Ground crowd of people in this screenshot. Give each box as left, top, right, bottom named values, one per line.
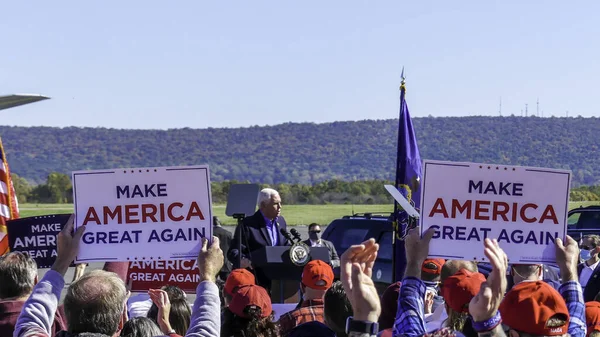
left=2, top=187, right=600, bottom=336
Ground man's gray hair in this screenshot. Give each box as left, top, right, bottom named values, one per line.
left=0, top=252, right=38, bottom=298
left=258, top=188, right=279, bottom=207
left=64, top=270, right=128, bottom=336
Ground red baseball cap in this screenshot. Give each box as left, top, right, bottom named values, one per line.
left=378, top=282, right=401, bottom=329
left=422, top=258, right=446, bottom=275
left=441, top=269, right=485, bottom=313
left=499, top=281, right=569, bottom=336
left=228, top=284, right=272, bottom=318
left=585, top=301, right=600, bottom=337
left=224, top=269, right=255, bottom=296
left=301, top=260, right=334, bottom=290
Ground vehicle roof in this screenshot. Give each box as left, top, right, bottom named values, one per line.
left=327, top=214, right=393, bottom=229
left=340, top=213, right=393, bottom=220
left=570, top=205, right=600, bottom=212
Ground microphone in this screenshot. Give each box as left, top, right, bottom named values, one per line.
left=290, top=228, right=302, bottom=243
left=280, top=228, right=294, bottom=245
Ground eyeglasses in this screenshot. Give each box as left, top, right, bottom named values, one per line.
left=310, top=231, right=321, bottom=234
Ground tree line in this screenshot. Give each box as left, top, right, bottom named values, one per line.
left=3, top=116, right=600, bottom=187
left=10, top=172, right=395, bottom=204
left=11, top=172, right=600, bottom=205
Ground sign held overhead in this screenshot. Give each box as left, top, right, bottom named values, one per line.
left=419, top=160, right=570, bottom=264
left=72, top=165, right=213, bottom=263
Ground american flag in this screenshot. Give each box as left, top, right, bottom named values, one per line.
left=0, top=137, right=19, bottom=255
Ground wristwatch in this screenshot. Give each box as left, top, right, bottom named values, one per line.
left=345, top=317, right=379, bottom=335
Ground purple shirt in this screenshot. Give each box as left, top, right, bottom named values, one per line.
left=260, top=210, right=279, bottom=246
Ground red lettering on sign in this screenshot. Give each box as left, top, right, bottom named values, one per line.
left=427, top=198, right=558, bottom=224
left=82, top=202, right=205, bottom=225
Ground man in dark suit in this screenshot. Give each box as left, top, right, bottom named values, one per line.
left=578, top=234, right=600, bottom=301
left=212, top=216, right=233, bottom=282
left=303, top=223, right=340, bottom=269
left=228, top=188, right=290, bottom=292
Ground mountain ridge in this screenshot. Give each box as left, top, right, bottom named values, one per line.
left=1, top=116, right=598, bottom=186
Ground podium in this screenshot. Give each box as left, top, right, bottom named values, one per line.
left=250, top=246, right=331, bottom=303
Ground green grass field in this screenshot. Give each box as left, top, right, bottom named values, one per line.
left=16, top=201, right=599, bottom=226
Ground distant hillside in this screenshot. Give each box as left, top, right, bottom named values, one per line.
left=1, top=116, right=599, bottom=186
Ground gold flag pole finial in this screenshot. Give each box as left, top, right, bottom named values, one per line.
left=400, top=67, right=406, bottom=91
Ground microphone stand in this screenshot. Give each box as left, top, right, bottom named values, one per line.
left=233, top=213, right=246, bottom=270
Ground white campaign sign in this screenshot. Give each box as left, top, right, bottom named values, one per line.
left=72, top=166, right=212, bottom=263
left=420, top=160, right=570, bottom=264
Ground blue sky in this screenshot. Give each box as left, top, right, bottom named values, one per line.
left=1, top=1, right=598, bottom=129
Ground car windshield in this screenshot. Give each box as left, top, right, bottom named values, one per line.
left=338, top=228, right=370, bottom=252
left=576, top=211, right=600, bottom=229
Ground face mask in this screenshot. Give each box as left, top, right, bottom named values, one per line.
left=581, top=249, right=592, bottom=261
left=309, top=232, right=319, bottom=240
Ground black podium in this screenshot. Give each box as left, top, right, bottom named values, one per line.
left=250, top=246, right=331, bottom=303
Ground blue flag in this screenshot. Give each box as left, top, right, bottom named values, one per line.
left=393, top=86, right=422, bottom=282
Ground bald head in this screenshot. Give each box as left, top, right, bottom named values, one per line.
left=441, top=260, right=478, bottom=283
left=64, top=270, right=127, bottom=335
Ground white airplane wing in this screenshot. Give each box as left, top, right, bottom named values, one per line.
left=0, top=94, right=49, bottom=111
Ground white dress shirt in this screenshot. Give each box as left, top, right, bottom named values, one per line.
left=580, top=259, right=600, bottom=289
left=310, top=239, right=323, bottom=247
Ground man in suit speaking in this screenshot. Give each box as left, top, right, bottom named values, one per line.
left=228, top=188, right=290, bottom=292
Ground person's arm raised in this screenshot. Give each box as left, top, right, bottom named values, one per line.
left=149, top=289, right=177, bottom=336
left=555, top=235, right=579, bottom=283
left=14, top=214, right=85, bottom=337
left=392, top=227, right=434, bottom=337
left=51, top=214, right=86, bottom=276
left=404, top=227, right=435, bottom=278
left=185, top=236, right=223, bottom=337
left=341, top=239, right=381, bottom=322
left=468, top=239, right=508, bottom=337
left=556, top=236, right=586, bottom=337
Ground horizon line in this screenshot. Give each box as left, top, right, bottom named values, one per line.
left=0, top=114, right=596, bottom=132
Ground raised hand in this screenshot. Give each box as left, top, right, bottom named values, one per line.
left=340, top=238, right=381, bottom=322
left=469, top=238, right=508, bottom=322
left=52, top=214, right=86, bottom=275
left=555, top=235, right=579, bottom=282
left=197, top=236, right=224, bottom=283
left=404, top=226, right=435, bottom=277
left=149, top=288, right=173, bottom=334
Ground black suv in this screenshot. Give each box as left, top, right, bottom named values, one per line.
left=567, top=205, right=600, bottom=242
left=321, top=213, right=394, bottom=293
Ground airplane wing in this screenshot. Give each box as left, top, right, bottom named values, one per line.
left=0, top=94, right=50, bottom=111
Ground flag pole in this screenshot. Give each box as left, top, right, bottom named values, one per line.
left=392, top=68, right=406, bottom=282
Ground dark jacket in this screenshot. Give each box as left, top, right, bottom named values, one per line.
left=579, top=262, right=600, bottom=302
left=0, top=299, right=66, bottom=337
left=213, top=225, right=233, bottom=279
left=301, top=239, right=340, bottom=268
left=227, top=210, right=289, bottom=291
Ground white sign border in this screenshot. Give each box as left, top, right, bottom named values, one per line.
left=72, top=165, right=213, bottom=263
left=419, top=160, right=571, bottom=264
